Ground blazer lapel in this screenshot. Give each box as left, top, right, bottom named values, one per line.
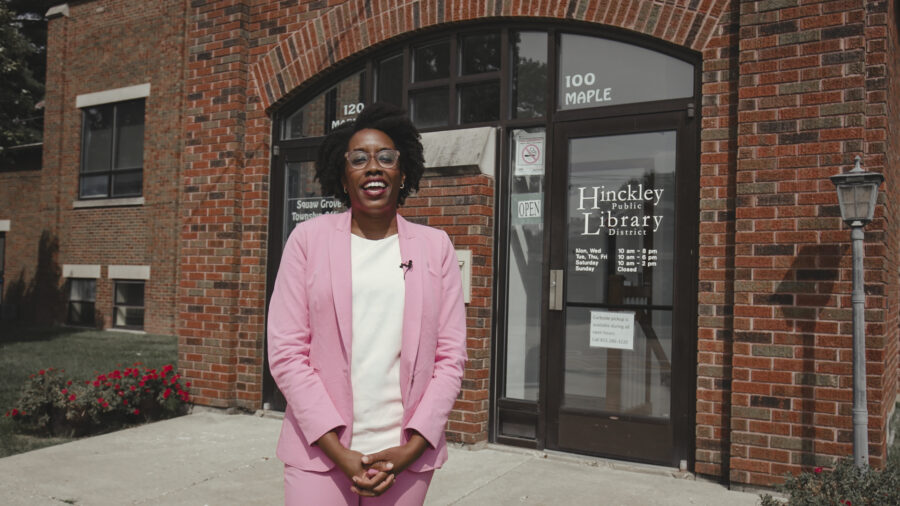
left=330, top=211, right=353, bottom=359
left=397, top=215, right=423, bottom=398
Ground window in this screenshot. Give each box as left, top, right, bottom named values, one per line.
left=557, top=34, right=694, bottom=110
left=113, top=280, right=145, bottom=330
left=408, top=32, right=502, bottom=128
left=67, top=278, right=96, bottom=326
left=375, top=54, right=403, bottom=107
left=279, top=28, right=695, bottom=139
left=281, top=71, right=366, bottom=139
left=80, top=99, right=145, bottom=198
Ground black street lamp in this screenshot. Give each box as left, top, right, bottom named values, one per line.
left=829, top=155, right=883, bottom=469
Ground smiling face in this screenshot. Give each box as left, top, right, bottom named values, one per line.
left=341, top=128, right=405, bottom=224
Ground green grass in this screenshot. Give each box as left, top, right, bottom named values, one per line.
left=0, top=323, right=177, bottom=458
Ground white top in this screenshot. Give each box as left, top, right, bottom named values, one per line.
left=349, top=234, right=405, bottom=454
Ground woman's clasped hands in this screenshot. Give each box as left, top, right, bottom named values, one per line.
left=336, top=434, right=428, bottom=497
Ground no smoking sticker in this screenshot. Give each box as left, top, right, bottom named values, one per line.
left=521, top=143, right=541, bottom=164
left=514, top=131, right=545, bottom=176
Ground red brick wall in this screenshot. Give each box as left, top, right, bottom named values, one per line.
left=0, top=169, right=46, bottom=319
left=695, top=1, right=740, bottom=480
left=402, top=173, right=494, bottom=444
left=38, top=0, right=186, bottom=334
left=867, top=0, right=899, bottom=472
left=180, top=0, right=264, bottom=408
left=883, top=0, right=900, bottom=450
left=728, top=0, right=897, bottom=486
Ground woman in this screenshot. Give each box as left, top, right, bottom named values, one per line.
left=267, top=103, right=467, bottom=505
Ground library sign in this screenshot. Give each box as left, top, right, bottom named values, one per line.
left=569, top=181, right=664, bottom=278
left=576, top=183, right=664, bottom=237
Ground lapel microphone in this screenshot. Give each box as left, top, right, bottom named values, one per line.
left=399, top=260, right=413, bottom=278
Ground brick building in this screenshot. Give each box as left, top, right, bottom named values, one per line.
left=0, top=0, right=897, bottom=488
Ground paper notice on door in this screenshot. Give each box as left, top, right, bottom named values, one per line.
left=589, top=310, right=635, bottom=350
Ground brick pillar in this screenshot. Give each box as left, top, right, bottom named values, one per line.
left=180, top=0, right=253, bottom=408
left=695, top=2, right=740, bottom=479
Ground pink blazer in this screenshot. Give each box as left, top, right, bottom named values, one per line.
left=267, top=211, right=467, bottom=472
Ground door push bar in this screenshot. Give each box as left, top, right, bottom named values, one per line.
left=549, top=269, right=564, bottom=311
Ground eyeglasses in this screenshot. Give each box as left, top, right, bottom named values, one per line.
left=344, top=149, right=401, bottom=171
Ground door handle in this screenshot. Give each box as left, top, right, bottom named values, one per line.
left=549, top=269, right=563, bottom=311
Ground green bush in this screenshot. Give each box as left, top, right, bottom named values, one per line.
left=759, top=458, right=900, bottom=506
left=4, top=364, right=191, bottom=437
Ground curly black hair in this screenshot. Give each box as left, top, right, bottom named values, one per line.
left=315, top=102, right=425, bottom=207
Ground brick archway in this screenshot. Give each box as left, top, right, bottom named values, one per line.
left=251, top=0, right=733, bottom=110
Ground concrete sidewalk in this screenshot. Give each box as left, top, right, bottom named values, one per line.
left=0, top=411, right=762, bottom=505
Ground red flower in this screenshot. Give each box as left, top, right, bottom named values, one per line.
left=97, top=398, right=105, bottom=404
left=11, top=409, right=19, bottom=416
left=61, top=388, right=68, bottom=394
left=122, top=399, right=129, bottom=406
left=130, top=385, right=136, bottom=391
left=814, top=467, right=823, bottom=474
left=186, top=382, right=192, bottom=388
left=69, top=394, right=76, bottom=401
left=93, top=380, right=101, bottom=387
left=97, top=374, right=107, bottom=382
left=67, top=380, right=73, bottom=386
left=39, top=369, right=45, bottom=375
left=133, top=409, right=140, bottom=415
left=163, top=388, right=172, bottom=399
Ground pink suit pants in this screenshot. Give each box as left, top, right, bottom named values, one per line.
left=284, top=464, right=434, bottom=506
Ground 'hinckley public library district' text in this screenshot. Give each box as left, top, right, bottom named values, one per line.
left=576, top=183, right=664, bottom=236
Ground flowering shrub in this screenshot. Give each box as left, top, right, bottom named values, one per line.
left=759, top=458, right=900, bottom=506
left=5, top=364, right=191, bottom=437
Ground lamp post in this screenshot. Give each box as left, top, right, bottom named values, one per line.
left=829, top=155, right=883, bottom=469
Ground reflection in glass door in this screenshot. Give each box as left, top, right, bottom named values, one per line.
left=548, top=114, right=695, bottom=466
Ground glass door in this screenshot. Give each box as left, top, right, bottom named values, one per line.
left=264, top=144, right=344, bottom=410
left=546, top=112, right=697, bottom=466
